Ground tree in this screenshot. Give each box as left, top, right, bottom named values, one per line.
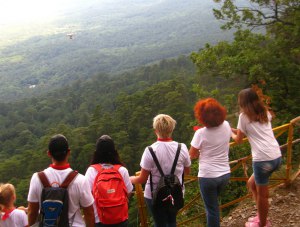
left=213, top=0, right=300, bottom=29
left=191, top=0, right=300, bottom=121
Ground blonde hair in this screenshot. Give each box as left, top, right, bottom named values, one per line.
left=0, top=183, right=16, bottom=207
left=153, top=114, right=176, bottom=138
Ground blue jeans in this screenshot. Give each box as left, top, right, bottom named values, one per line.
left=199, top=173, right=230, bottom=227
left=145, top=198, right=177, bottom=227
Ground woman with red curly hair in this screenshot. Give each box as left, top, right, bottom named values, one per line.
left=189, top=98, right=231, bottom=227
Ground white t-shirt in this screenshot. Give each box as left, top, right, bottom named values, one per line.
left=0, top=209, right=28, bottom=227
left=85, top=164, right=133, bottom=223
left=27, top=167, right=94, bottom=227
left=237, top=112, right=281, bottom=162
left=140, top=141, right=191, bottom=199
left=191, top=121, right=231, bottom=178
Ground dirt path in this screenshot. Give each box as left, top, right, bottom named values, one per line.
left=221, top=175, right=300, bottom=227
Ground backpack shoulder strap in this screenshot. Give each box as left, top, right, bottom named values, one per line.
left=148, top=146, right=163, bottom=194
left=38, top=171, right=51, bottom=188
left=91, top=164, right=103, bottom=172
left=60, top=170, right=78, bottom=188
left=92, top=163, right=120, bottom=172
left=112, top=164, right=122, bottom=171
left=148, top=146, right=164, bottom=176
left=170, top=143, right=181, bottom=175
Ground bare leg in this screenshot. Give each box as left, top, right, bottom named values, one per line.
left=247, top=175, right=257, bottom=201
left=256, top=185, right=269, bottom=227
left=247, top=175, right=269, bottom=226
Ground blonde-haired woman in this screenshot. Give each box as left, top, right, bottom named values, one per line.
left=130, top=114, right=191, bottom=227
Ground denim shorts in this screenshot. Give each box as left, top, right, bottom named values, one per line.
left=253, top=157, right=282, bottom=185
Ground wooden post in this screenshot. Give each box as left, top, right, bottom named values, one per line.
left=286, top=116, right=300, bottom=184
left=134, top=172, right=149, bottom=227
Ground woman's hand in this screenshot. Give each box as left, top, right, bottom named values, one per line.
left=231, top=128, right=238, bottom=134
left=231, top=129, right=245, bottom=144
left=130, top=168, right=150, bottom=184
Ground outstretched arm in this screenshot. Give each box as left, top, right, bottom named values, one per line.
left=130, top=168, right=150, bottom=184
left=184, top=166, right=191, bottom=175
left=18, top=206, right=28, bottom=213
left=28, top=202, right=39, bottom=226
left=231, top=128, right=245, bottom=144
left=189, top=146, right=200, bottom=160
left=82, top=205, right=95, bottom=227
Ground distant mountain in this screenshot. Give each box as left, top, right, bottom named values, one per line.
left=0, top=0, right=233, bottom=102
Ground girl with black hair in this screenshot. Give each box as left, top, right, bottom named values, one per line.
left=85, top=135, right=133, bottom=227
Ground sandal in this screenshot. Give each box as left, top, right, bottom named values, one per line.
left=245, top=221, right=260, bottom=227
left=245, top=220, right=271, bottom=227
left=248, top=215, right=259, bottom=222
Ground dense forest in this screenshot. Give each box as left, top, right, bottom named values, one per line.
left=0, top=0, right=299, bottom=226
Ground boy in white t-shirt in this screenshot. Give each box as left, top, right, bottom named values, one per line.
left=27, top=134, right=95, bottom=227
left=0, top=183, right=28, bottom=227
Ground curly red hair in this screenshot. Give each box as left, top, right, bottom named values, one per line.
left=194, top=98, right=226, bottom=128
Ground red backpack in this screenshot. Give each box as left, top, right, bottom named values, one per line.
left=91, top=164, right=128, bottom=224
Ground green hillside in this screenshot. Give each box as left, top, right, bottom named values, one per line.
left=0, top=55, right=199, bottom=203
left=0, top=0, right=233, bottom=102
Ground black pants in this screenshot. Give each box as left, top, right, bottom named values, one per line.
left=95, top=219, right=128, bottom=227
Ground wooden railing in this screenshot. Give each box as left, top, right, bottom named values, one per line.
left=133, top=116, right=300, bottom=226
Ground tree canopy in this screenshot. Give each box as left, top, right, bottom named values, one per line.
left=192, top=0, right=300, bottom=121
left=213, top=0, right=300, bottom=29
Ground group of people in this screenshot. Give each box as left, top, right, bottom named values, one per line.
left=0, top=88, right=282, bottom=227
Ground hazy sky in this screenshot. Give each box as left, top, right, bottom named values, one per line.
left=0, top=0, right=76, bottom=25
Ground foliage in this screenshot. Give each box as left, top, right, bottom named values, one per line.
left=189, top=0, right=300, bottom=222
left=192, top=0, right=300, bottom=123
left=0, top=56, right=197, bottom=207
left=213, top=0, right=300, bottom=29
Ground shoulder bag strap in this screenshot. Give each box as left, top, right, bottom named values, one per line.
left=150, top=171, right=154, bottom=193
left=170, top=143, right=181, bottom=175
left=61, top=170, right=78, bottom=188
left=38, top=171, right=51, bottom=188
left=148, top=146, right=164, bottom=176
left=148, top=146, right=165, bottom=194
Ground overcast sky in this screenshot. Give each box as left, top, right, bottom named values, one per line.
left=0, top=0, right=82, bottom=25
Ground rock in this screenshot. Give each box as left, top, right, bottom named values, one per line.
left=288, top=192, right=296, bottom=197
